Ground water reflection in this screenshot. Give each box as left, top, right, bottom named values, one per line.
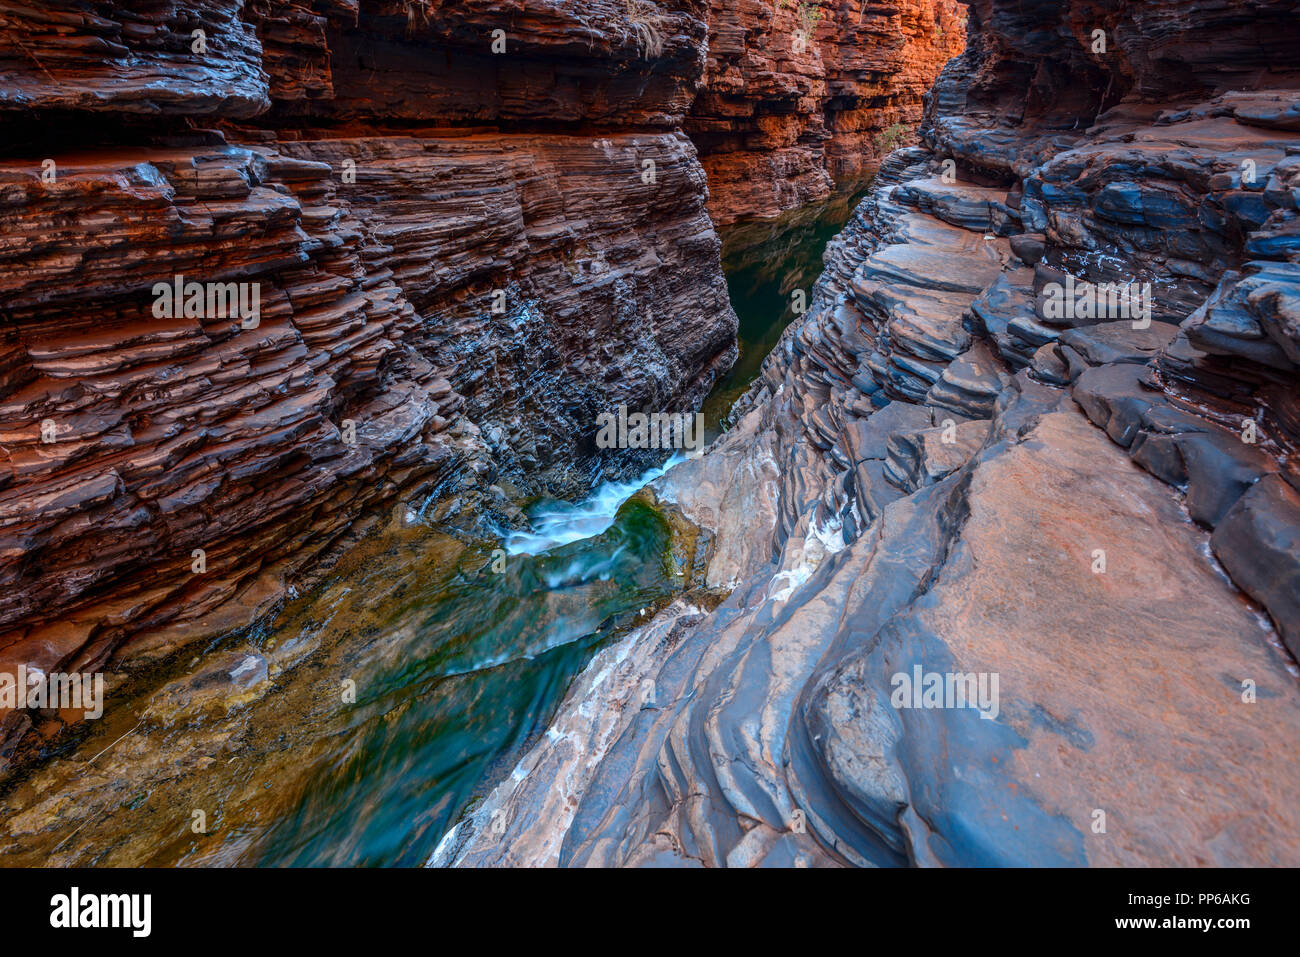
left=702, top=175, right=876, bottom=440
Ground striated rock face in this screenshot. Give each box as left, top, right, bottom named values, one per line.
left=0, top=0, right=738, bottom=752
left=0, top=0, right=273, bottom=118
left=929, top=0, right=1300, bottom=138
left=285, top=0, right=709, bottom=126
left=687, top=0, right=965, bottom=226
left=0, top=1, right=709, bottom=124
left=0, top=143, right=471, bottom=687
left=436, top=1, right=1300, bottom=867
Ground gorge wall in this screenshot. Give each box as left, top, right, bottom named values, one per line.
left=436, top=0, right=1300, bottom=867
left=688, top=0, right=965, bottom=226
left=0, top=0, right=973, bottom=764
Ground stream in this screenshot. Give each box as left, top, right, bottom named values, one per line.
left=0, top=178, right=873, bottom=867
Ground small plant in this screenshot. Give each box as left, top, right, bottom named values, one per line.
left=874, top=122, right=912, bottom=155
left=403, top=1, right=434, bottom=32
left=777, top=0, right=822, bottom=54
left=777, top=0, right=823, bottom=36
left=624, top=0, right=667, bottom=59
left=797, top=1, right=823, bottom=37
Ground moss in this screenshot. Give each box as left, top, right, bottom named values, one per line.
left=627, top=488, right=717, bottom=593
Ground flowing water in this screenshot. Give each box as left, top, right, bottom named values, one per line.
left=254, top=486, right=684, bottom=867
left=0, top=178, right=873, bottom=867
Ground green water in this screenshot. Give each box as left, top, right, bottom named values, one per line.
left=248, top=182, right=877, bottom=866
left=248, top=496, right=681, bottom=867
left=702, top=176, right=877, bottom=439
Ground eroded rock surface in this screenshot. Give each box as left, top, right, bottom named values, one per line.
left=687, top=0, right=965, bottom=226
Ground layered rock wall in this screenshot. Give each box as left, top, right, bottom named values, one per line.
left=687, top=0, right=966, bottom=226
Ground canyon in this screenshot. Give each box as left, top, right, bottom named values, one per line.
left=1, top=0, right=1298, bottom=869
left=688, top=0, right=965, bottom=225
left=0, top=1, right=958, bottom=760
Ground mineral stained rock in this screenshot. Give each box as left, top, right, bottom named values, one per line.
left=436, top=0, right=1300, bottom=867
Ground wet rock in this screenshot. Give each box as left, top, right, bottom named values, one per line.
left=7, top=0, right=1300, bottom=869
left=648, top=405, right=781, bottom=592
left=141, top=649, right=271, bottom=728
left=432, top=599, right=712, bottom=868
left=0, top=3, right=739, bottom=694
left=441, top=0, right=1300, bottom=869
left=444, top=403, right=1300, bottom=867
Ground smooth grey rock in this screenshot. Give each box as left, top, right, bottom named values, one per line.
left=1212, top=474, right=1300, bottom=659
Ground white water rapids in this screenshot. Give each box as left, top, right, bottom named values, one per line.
left=503, top=453, right=686, bottom=556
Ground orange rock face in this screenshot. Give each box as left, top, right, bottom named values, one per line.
left=687, top=0, right=965, bottom=226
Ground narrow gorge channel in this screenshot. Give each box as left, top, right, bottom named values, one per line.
left=0, top=191, right=862, bottom=867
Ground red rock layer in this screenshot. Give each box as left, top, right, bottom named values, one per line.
left=0, top=143, right=468, bottom=685
left=0, top=0, right=272, bottom=117
left=686, top=0, right=966, bottom=226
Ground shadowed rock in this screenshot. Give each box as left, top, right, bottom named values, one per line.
left=1212, top=474, right=1300, bottom=660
